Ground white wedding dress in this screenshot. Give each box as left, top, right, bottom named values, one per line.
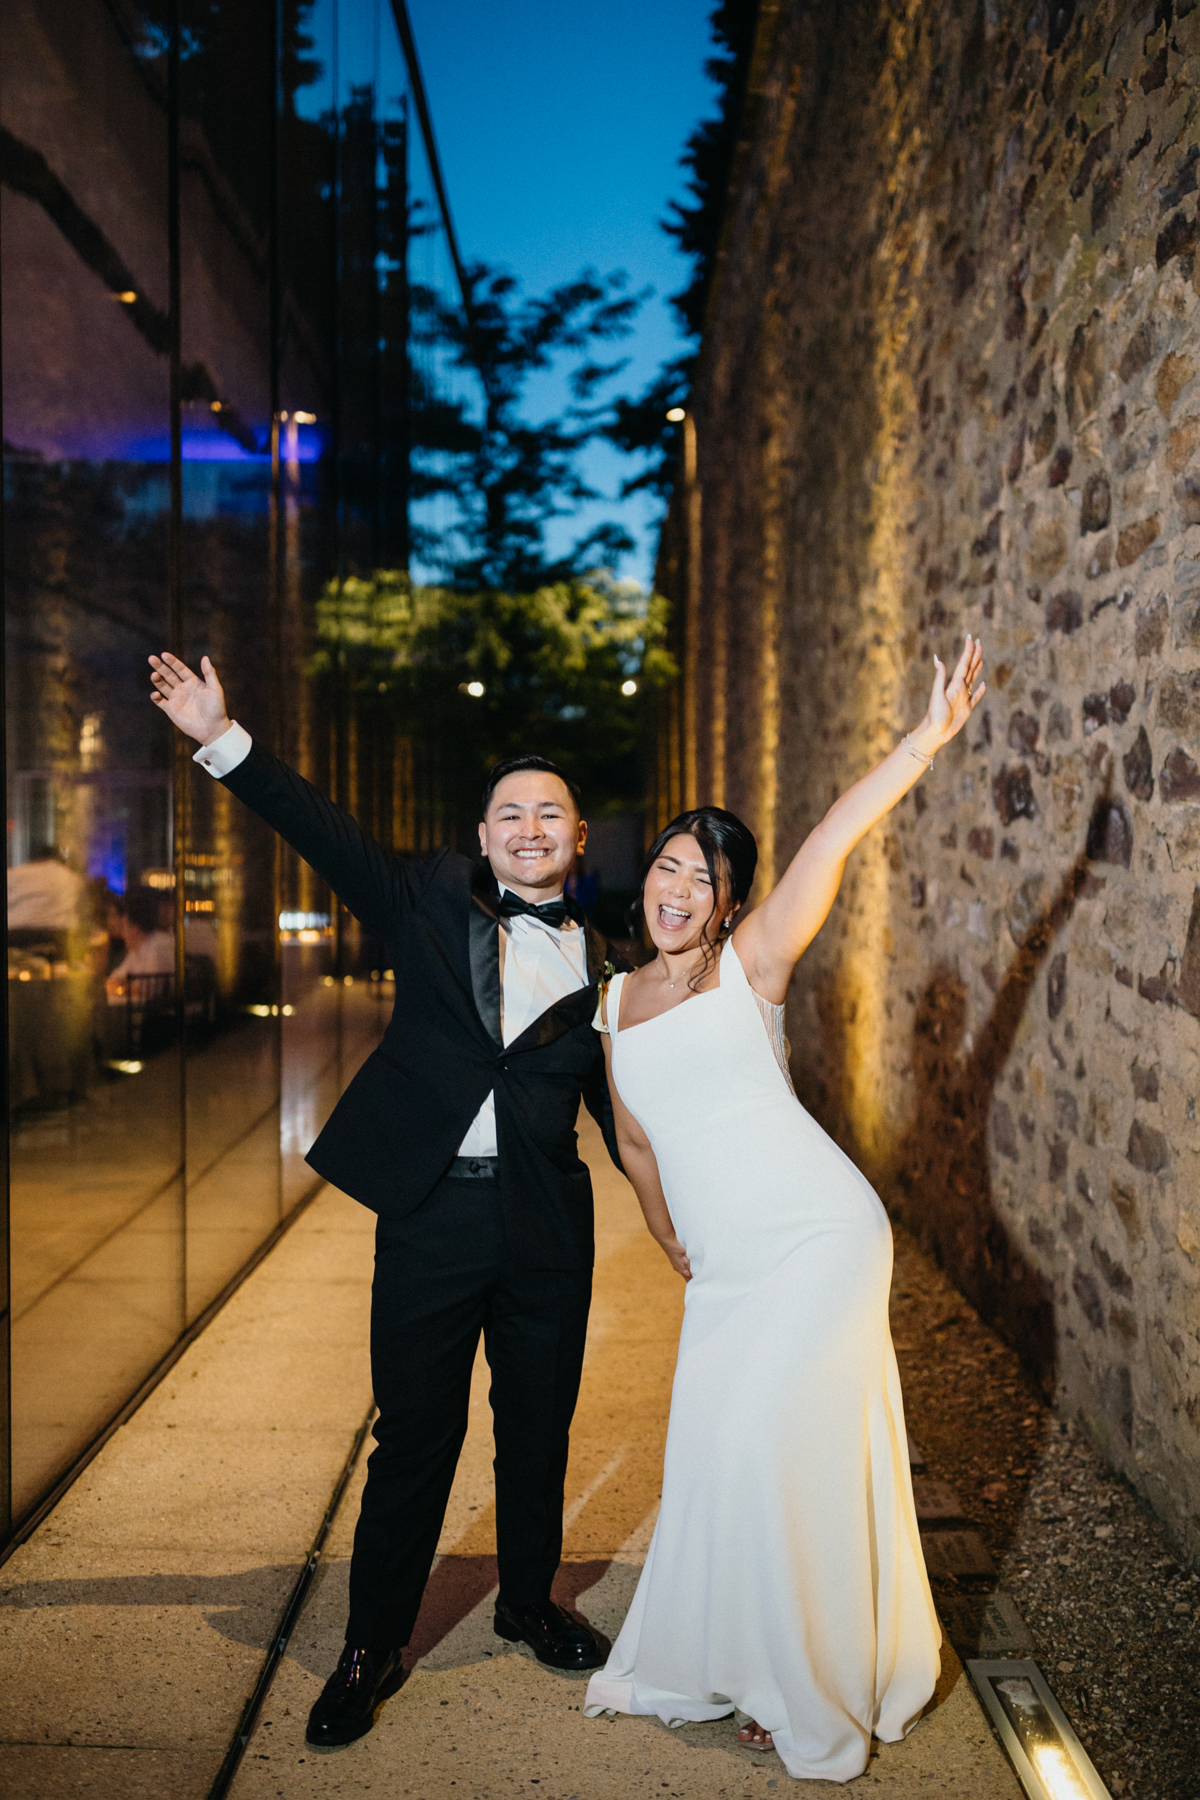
left=584, top=938, right=940, bottom=1783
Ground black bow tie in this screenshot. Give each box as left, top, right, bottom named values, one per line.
left=497, top=890, right=576, bottom=929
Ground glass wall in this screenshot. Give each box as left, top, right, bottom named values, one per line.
left=1, top=0, right=476, bottom=1536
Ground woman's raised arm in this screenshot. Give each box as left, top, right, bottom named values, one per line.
left=735, top=634, right=986, bottom=1003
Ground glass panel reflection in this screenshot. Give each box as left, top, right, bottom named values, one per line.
left=4, top=0, right=184, bottom=1518
left=3, top=0, right=462, bottom=1532
left=176, top=0, right=283, bottom=1318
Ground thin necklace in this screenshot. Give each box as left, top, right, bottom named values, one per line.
left=657, top=953, right=687, bottom=990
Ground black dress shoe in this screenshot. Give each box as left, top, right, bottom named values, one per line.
left=305, top=1644, right=405, bottom=1747
left=494, top=1598, right=604, bottom=1670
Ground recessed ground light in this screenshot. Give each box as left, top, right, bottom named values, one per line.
left=665, top=406, right=685, bottom=421
left=968, top=1661, right=1112, bottom=1800
left=112, top=290, right=137, bottom=303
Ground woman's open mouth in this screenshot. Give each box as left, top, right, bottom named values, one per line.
left=658, top=904, right=691, bottom=933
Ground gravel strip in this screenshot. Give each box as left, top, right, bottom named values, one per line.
left=890, top=1222, right=1200, bottom=1800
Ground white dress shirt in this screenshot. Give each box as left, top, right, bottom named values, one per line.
left=455, top=887, right=587, bottom=1156
left=194, top=720, right=253, bottom=778
left=194, top=722, right=589, bottom=1157
left=7, top=858, right=84, bottom=929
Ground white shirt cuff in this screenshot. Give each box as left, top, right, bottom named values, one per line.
left=193, top=721, right=252, bottom=778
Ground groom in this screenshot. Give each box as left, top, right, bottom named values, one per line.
left=149, top=651, right=624, bottom=1747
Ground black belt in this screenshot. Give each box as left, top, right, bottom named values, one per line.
left=447, top=1155, right=499, bottom=1180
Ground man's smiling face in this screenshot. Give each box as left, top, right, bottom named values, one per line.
left=478, top=772, right=587, bottom=903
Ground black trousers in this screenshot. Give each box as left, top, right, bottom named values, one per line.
left=345, top=1172, right=593, bottom=1653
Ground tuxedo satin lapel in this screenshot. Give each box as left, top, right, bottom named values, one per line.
left=468, top=865, right=503, bottom=1048
left=506, top=978, right=598, bottom=1055
left=584, top=920, right=606, bottom=986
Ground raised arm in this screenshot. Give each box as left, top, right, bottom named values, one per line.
left=149, top=651, right=412, bottom=940
left=736, top=634, right=986, bottom=1003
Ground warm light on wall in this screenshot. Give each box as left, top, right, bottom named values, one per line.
left=834, top=202, right=928, bottom=1175
left=111, top=290, right=137, bottom=303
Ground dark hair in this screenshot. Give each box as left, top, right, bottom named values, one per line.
left=630, top=806, right=758, bottom=989
left=115, top=889, right=164, bottom=935
left=481, top=755, right=582, bottom=818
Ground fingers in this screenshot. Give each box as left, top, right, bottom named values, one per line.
left=148, top=651, right=200, bottom=687
left=936, top=634, right=985, bottom=707
left=929, top=656, right=948, bottom=719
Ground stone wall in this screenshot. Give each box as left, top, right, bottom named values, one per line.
left=682, top=0, right=1200, bottom=1560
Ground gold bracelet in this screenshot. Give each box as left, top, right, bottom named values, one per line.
left=903, top=734, right=934, bottom=770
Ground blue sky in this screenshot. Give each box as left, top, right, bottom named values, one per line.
left=402, top=0, right=718, bottom=584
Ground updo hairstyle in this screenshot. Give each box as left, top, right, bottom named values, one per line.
left=629, top=806, right=759, bottom=989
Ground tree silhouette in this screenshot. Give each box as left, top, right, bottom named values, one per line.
left=416, top=265, right=648, bottom=591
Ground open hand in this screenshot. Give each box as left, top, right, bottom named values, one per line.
left=149, top=652, right=231, bottom=746
left=926, top=633, right=986, bottom=746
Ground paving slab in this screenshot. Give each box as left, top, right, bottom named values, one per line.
left=0, top=1549, right=293, bottom=1749
left=0, top=1186, right=375, bottom=1782
left=0, top=1745, right=219, bottom=1799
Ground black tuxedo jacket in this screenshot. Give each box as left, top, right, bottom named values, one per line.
left=221, top=743, right=622, bottom=1270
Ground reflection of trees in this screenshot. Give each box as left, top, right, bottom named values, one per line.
left=311, top=570, right=676, bottom=843
left=413, top=264, right=646, bottom=591
left=136, top=1, right=322, bottom=231
left=3, top=455, right=287, bottom=1001
left=4, top=461, right=173, bottom=780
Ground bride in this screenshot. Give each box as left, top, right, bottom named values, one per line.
left=584, top=635, right=986, bottom=1782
